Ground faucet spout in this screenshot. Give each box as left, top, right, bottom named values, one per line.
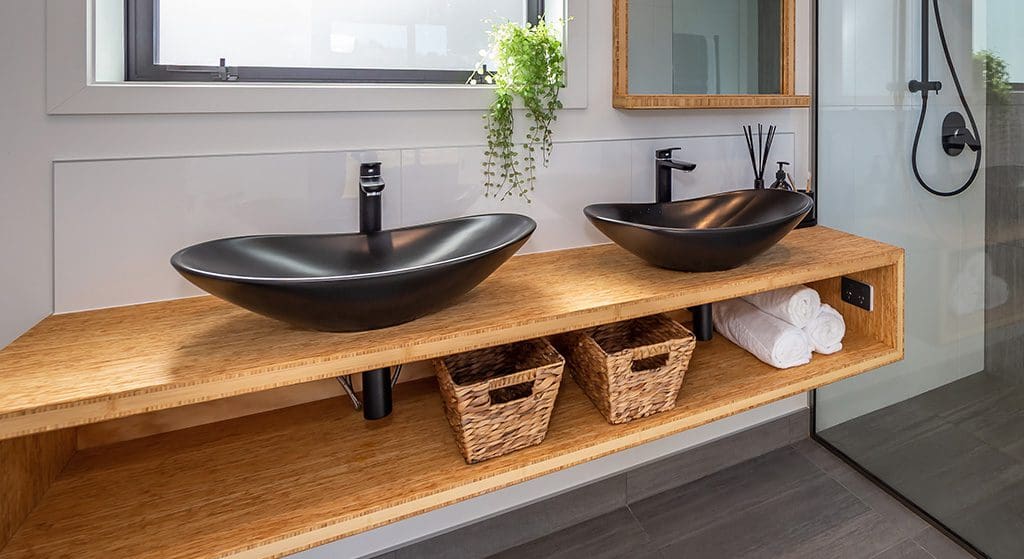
left=660, top=159, right=697, bottom=172
left=654, top=148, right=697, bottom=203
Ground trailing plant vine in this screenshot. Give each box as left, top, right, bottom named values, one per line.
left=475, top=19, right=567, bottom=201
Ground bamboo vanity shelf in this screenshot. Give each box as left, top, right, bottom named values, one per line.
left=0, top=226, right=904, bottom=559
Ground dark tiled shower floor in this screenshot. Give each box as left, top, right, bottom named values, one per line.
left=821, top=371, right=1024, bottom=559
left=388, top=443, right=971, bottom=559
left=488, top=444, right=968, bottom=559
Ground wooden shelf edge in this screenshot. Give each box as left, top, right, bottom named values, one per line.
left=0, top=229, right=903, bottom=442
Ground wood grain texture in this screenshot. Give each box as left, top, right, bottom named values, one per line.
left=808, top=259, right=905, bottom=355
left=612, top=94, right=812, bottom=110
left=611, top=0, right=810, bottom=109
left=0, top=430, right=75, bottom=550
left=76, top=362, right=437, bottom=449
left=0, top=322, right=902, bottom=559
left=0, top=227, right=902, bottom=442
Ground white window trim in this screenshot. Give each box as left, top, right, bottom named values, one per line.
left=46, top=0, right=588, bottom=115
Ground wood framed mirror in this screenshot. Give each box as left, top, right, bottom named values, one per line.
left=613, top=0, right=810, bottom=109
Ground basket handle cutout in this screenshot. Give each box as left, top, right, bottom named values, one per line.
left=631, top=352, right=669, bottom=372
left=489, top=381, right=535, bottom=405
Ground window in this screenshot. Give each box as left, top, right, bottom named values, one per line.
left=127, top=1, right=545, bottom=84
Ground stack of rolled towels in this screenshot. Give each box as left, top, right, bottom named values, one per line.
left=712, top=285, right=846, bottom=369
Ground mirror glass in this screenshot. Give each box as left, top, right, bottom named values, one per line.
left=627, top=0, right=782, bottom=95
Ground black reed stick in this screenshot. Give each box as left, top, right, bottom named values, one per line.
left=744, top=125, right=758, bottom=179
left=760, top=125, right=776, bottom=180
left=758, top=124, right=763, bottom=177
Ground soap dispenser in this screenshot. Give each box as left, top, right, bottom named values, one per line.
left=768, top=161, right=796, bottom=191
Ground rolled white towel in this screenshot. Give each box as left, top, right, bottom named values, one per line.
left=743, top=285, right=821, bottom=329
left=713, top=298, right=812, bottom=369
left=803, top=304, right=846, bottom=355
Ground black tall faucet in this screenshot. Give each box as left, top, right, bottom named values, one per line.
left=359, top=162, right=385, bottom=233
left=654, top=148, right=712, bottom=342
left=655, top=148, right=697, bottom=203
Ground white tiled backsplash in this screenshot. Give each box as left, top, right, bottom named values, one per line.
left=53, top=133, right=794, bottom=313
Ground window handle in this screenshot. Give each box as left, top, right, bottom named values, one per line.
left=216, top=58, right=238, bottom=82
left=164, top=58, right=238, bottom=81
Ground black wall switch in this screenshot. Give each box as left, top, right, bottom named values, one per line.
left=841, top=277, right=874, bottom=311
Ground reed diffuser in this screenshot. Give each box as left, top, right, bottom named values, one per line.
left=743, top=124, right=776, bottom=189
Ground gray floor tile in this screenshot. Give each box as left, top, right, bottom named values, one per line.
left=947, top=384, right=1024, bottom=456
left=396, top=475, right=626, bottom=559
left=487, top=508, right=662, bottom=559
left=913, top=372, right=1014, bottom=420
left=829, top=466, right=931, bottom=539
left=913, top=528, right=976, bottom=559
left=657, top=475, right=871, bottom=559
left=793, top=438, right=850, bottom=476
left=817, top=370, right=1024, bottom=558
left=870, top=539, right=935, bottom=559
left=943, top=480, right=1024, bottom=559
left=776, top=510, right=906, bottom=559
left=855, top=423, right=1024, bottom=519
left=820, top=401, right=946, bottom=465
left=630, top=446, right=822, bottom=548
left=627, top=412, right=804, bottom=503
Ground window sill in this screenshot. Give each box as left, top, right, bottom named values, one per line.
left=49, top=81, right=588, bottom=115
left=48, top=0, right=588, bottom=115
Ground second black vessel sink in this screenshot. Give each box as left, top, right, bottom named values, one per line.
left=171, top=214, right=536, bottom=332
left=584, top=189, right=813, bottom=272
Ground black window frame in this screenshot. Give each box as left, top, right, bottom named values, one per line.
left=126, top=0, right=545, bottom=84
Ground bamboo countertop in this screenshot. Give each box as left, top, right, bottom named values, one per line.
left=0, top=330, right=900, bottom=559
left=0, top=226, right=902, bottom=441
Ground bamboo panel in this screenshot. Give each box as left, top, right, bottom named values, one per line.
left=0, top=325, right=902, bottom=559
left=0, top=430, right=75, bottom=550
left=0, top=227, right=902, bottom=441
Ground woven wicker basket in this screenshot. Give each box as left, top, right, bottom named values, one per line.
left=434, top=338, right=565, bottom=464
left=555, top=314, right=695, bottom=424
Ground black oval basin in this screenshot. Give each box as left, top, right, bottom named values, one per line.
left=584, top=190, right=813, bottom=272
left=171, top=214, right=536, bottom=331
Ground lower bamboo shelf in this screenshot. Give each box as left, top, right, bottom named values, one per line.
left=0, top=330, right=900, bottom=559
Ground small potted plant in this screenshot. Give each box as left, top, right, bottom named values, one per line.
left=474, top=19, right=567, bottom=201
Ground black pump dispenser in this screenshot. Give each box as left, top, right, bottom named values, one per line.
left=769, top=162, right=795, bottom=191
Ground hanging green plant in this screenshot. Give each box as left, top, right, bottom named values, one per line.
left=475, top=19, right=567, bottom=201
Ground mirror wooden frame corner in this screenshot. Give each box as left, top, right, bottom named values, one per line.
left=612, top=0, right=811, bottom=109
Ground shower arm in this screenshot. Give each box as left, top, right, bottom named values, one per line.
left=908, top=0, right=942, bottom=97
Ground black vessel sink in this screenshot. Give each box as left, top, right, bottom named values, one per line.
left=171, top=214, right=536, bottom=331
left=584, top=190, right=813, bottom=272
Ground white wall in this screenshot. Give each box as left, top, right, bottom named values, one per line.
left=0, top=0, right=811, bottom=555
left=1, top=0, right=811, bottom=345
left=815, top=0, right=987, bottom=429
left=52, top=134, right=796, bottom=312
